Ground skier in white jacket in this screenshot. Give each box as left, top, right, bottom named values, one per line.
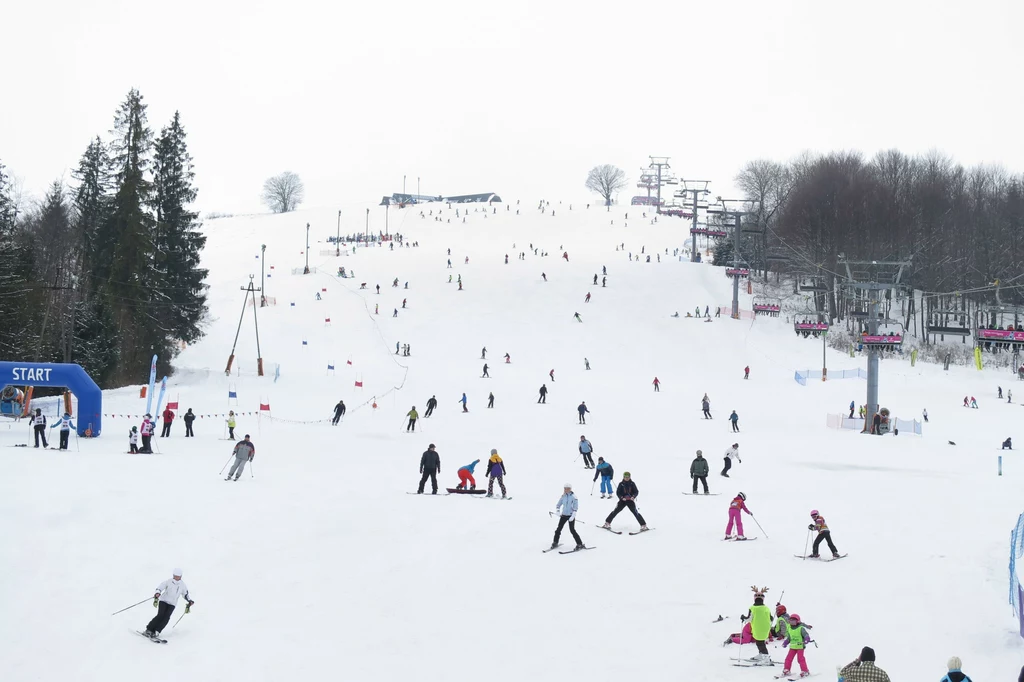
left=721, top=443, right=741, bottom=477
left=145, top=569, right=193, bottom=638
left=552, top=484, right=585, bottom=550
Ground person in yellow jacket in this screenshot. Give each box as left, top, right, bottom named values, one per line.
left=406, top=407, right=419, bottom=432
left=226, top=411, right=237, bottom=440
left=743, top=586, right=773, bottom=666
left=485, top=449, right=507, bottom=498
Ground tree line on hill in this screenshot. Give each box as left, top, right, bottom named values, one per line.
left=723, top=150, right=1024, bottom=327
left=0, top=89, right=207, bottom=387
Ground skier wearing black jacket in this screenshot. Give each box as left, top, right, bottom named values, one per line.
left=417, top=444, right=441, bottom=494
left=601, top=472, right=649, bottom=530
left=332, top=400, right=346, bottom=426
left=183, top=408, right=196, bottom=437
left=424, top=395, right=438, bottom=418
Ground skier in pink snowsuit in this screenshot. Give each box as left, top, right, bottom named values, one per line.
left=725, top=492, right=752, bottom=539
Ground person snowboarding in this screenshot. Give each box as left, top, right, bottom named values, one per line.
left=808, top=510, right=840, bottom=558
left=30, top=408, right=48, bottom=448
left=574, top=312, right=582, bottom=322
left=226, top=435, right=255, bottom=481
left=487, top=392, right=495, bottom=408
left=653, top=377, right=660, bottom=392
left=417, top=443, right=440, bottom=494
left=780, top=613, right=812, bottom=676
left=725, top=492, right=752, bottom=540
left=226, top=411, right=236, bottom=440
left=745, top=587, right=773, bottom=665
left=1003, top=437, right=1013, bottom=450
left=482, top=363, right=489, bottom=378
left=485, top=449, right=507, bottom=497
left=459, top=393, right=468, bottom=413
left=144, top=569, right=194, bottom=640
left=690, top=450, right=710, bottom=494
left=537, top=384, right=548, bottom=404
left=406, top=406, right=419, bottom=432
left=602, top=472, right=648, bottom=531
left=744, top=366, right=750, bottom=380
left=50, top=412, right=76, bottom=450
left=577, top=401, right=589, bottom=424
left=455, top=459, right=480, bottom=490
left=332, top=400, right=346, bottom=425
left=129, top=426, right=140, bottom=454
left=579, top=435, right=595, bottom=468
left=504, top=353, right=511, bottom=363
left=140, top=415, right=155, bottom=453
left=552, top=483, right=585, bottom=550
left=594, top=457, right=614, bottom=498
left=424, top=395, right=438, bottom=418
left=183, top=408, right=196, bottom=437
left=729, top=410, right=740, bottom=432
left=702, top=395, right=712, bottom=419
left=722, top=443, right=740, bottom=477
left=160, top=407, right=174, bottom=437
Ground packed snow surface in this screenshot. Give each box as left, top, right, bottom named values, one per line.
left=1, top=200, right=1021, bottom=681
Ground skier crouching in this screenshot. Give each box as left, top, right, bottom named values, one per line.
left=455, top=459, right=479, bottom=490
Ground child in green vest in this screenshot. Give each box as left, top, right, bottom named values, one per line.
left=781, top=613, right=812, bottom=677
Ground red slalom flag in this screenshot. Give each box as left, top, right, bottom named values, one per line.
left=260, top=403, right=271, bottom=411
left=354, top=380, right=363, bottom=387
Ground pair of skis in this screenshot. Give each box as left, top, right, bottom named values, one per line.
left=136, top=631, right=167, bottom=644
left=542, top=544, right=596, bottom=554
left=599, top=525, right=654, bottom=536
left=794, top=554, right=847, bottom=562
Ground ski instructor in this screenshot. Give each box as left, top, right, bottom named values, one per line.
left=145, top=568, right=194, bottom=639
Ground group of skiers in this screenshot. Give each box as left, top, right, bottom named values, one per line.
left=29, top=408, right=76, bottom=450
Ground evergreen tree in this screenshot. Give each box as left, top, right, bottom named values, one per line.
left=152, top=111, right=208, bottom=346
left=0, top=159, right=40, bottom=357
left=73, top=137, right=112, bottom=280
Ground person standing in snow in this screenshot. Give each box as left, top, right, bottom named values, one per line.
left=744, top=587, right=773, bottom=665
left=226, top=411, right=237, bottom=440
left=226, top=435, right=255, bottom=481
left=129, top=426, right=139, bottom=454
left=702, top=396, right=712, bottom=419
left=552, top=483, right=585, bottom=550
left=601, top=472, right=649, bottom=531
left=849, top=400, right=856, bottom=418
left=458, top=393, right=468, bottom=412
left=808, top=510, right=840, bottom=558
left=744, top=366, right=750, bottom=380
left=332, top=400, right=346, bottom=425
left=424, top=395, right=438, bottom=418
left=729, top=410, right=740, bottom=432
left=482, top=363, right=489, bottom=378
left=652, top=377, right=660, bottom=392
left=406, top=406, right=419, bottom=432
left=690, top=450, right=710, bottom=494
left=144, top=569, right=193, bottom=639
left=50, top=417, right=75, bottom=451
left=780, top=613, right=812, bottom=676
left=30, top=408, right=48, bottom=448
left=455, top=459, right=479, bottom=491
left=941, top=656, right=971, bottom=682
left=578, top=435, right=595, bottom=468
left=549, top=369, right=555, bottom=382
left=485, top=449, right=507, bottom=498
left=725, top=492, right=752, bottom=540
left=722, top=443, right=740, bottom=477
left=838, top=647, right=890, bottom=682
left=593, top=457, right=614, bottom=498
left=417, top=443, right=440, bottom=494
left=487, top=392, right=495, bottom=408
left=160, top=407, right=174, bottom=437
left=577, top=401, right=589, bottom=424
left=183, top=408, right=196, bottom=437
left=481, top=347, right=487, bottom=359
left=140, top=415, right=155, bottom=453
left=537, top=384, right=548, bottom=404
left=585, top=358, right=590, bottom=370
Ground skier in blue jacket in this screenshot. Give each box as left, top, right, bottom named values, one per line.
left=578, top=435, right=595, bottom=468
left=593, top=457, right=614, bottom=498
left=50, top=412, right=76, bottom=450
left=552, top=483, right=585, bottom=550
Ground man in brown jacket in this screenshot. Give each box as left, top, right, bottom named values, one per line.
left=839, top=647, right=890, bottom=682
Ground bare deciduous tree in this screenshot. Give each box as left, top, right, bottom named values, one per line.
left=262, top=171, right=305, bottom=213
left=585, top=165, right=627, bottom=208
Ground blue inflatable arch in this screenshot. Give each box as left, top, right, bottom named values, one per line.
left=0, top=362, right=103, bottom=437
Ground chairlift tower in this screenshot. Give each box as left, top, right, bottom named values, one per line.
left=708, top=198, right=758, bottom=319
left=647, top=156, right=676, bottom=211
left=675, top=179, right=712, bottom=262
left=839, top=258, right=910, bottom=431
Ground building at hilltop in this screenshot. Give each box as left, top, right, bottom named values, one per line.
left=379, top=192, right=502, bottom=206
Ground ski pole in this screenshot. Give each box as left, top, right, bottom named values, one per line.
left=250, top=460, right=254, bottom=478
left=750, top=514, right=769, bottom=539
left=219, top=454, right=233, bottom=474
left=802, top=528, right=811, bottom=559
left=172, top=610, right=188, bottom=628
left=111, top=598, right=151, bottom=616
left=590, top=479, right=596, bottom=496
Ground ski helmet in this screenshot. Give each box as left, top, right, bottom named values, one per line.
left=776, top=604, right=787, bottom=616
left=810, top=509, right=819, bottom=517
left=563, top=483, right=572, bottom=489
left=788, top=613, right=801, bottom=624
left=172, top=568, right=182, bottom=578
left=738, top=492, right=746, bottom=500
left=696, top=449, right=702, bottom=456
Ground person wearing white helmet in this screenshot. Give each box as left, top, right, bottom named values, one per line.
left=552, top=483, right=585, bottom=550
left=145, top=568, right=194, bottom=639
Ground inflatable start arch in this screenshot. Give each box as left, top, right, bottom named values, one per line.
left=0, top=362, right=102, bottom=437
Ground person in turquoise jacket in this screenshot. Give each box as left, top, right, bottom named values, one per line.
left=456, top=459, right=479, bottom=490
left=50, top=412, right=76, bottom=450
left=593, top=457, right=614, bottom=498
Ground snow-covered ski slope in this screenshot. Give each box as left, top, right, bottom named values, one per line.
left=1, top=200, right=1021, bottom=681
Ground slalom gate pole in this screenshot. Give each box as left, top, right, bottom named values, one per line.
left=219, top=454, right=233, bottom=474
left=802, top=528, right=811, bottom=559
left=111, top=598, right=151, bottom=616
left=751, top=514, right=769, bottom=539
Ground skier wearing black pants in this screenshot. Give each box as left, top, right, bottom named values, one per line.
left=332, top=400, right=346, bottom=425
left=690, top=450, right=709, bottom=494
left=418, top=444, right=440, bottom=494
left=145, top=569, right=193, bottom=639
left=579, top=436, right=595, bottom=468
left=183, top=409, right=196, bottom=436
left=30, top=409, right=48, bottom=448
left=538, top=384, right=548, bottom=404
left=552, top=484, right=584, bottom=550
left=424, top=395, right=438, bottom=418
left=602, top=472, right=649, bottom=530
left=808, top=510, right=840, bottom=558
left=722, top=443, right=740, bottom=477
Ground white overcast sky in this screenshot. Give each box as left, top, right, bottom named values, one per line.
left=2, top=0, right=1022, bottom=214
